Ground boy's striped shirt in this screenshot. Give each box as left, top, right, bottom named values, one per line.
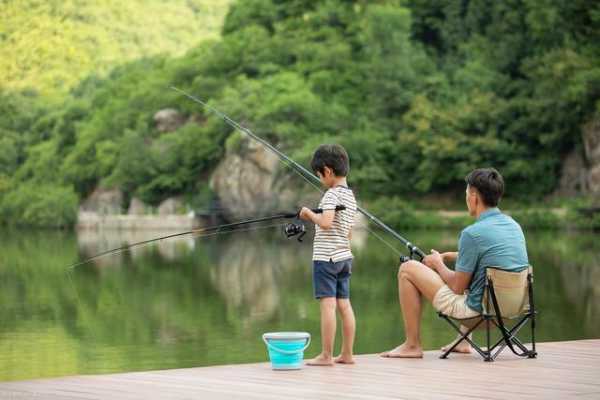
left=312, top=186, right=357, bottom=262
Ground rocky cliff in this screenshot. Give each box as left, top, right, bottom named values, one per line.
left=558, top=115, right=600, bottom=199
left=210, top=134, right=319, bottom=221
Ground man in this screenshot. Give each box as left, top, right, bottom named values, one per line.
left=381, top=168, right=529, bottom=358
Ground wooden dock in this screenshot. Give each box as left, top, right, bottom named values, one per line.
left=1, top=339, right=599, bottom=399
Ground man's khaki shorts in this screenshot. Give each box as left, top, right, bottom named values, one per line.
left=433, top=285, right=480, bottom=319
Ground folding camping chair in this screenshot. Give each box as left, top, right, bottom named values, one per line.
left=438, top=266, right=537, bottom=362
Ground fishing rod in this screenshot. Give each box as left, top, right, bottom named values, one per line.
left=67, top=206, right=345, bottom=270
left=171, top=86, right=425, bottom=263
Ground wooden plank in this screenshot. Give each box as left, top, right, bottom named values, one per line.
left=0, top=340, right=599, bottom=400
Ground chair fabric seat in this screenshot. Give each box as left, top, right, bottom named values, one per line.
left=482, top=267, right=531, bottom=318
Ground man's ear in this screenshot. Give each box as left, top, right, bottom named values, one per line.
left=324, top=166, right=333, bottom=177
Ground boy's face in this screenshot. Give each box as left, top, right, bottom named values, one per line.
left=317, top=167, right=335, bottom=187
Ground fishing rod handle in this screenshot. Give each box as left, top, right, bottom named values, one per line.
left=311, top=205, right=346, bottom=214
left=406, top=242, right=426, bottom=260
left=397, top=242, right=426, bottom=265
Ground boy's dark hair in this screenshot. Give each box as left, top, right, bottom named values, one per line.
left=310, top=144, right=349, bottom=177
left=465, top=168, right=505, bottom=207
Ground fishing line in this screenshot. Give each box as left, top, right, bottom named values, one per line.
left=171, top=86, right=423, bottom=262
left=67, top=219, right=294, bottom=270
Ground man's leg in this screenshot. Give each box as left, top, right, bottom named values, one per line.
left=381, top=260, right=445, bottom=358
left=307, top=297, right=336, bottom=366
left=335, top=298, right=355, bottom=364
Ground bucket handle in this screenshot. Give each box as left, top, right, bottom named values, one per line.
left=263, top=336, right=311, bottom=355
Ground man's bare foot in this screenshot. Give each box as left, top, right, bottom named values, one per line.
left=334, top=354, right=355, bottom=364
left=306, top=353, right=334, bottom=366
left=441, top=339, right=472, bottom=354
left=379, top=343, right=423, bottom=358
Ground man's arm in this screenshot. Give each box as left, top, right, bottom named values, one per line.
left=423, top=250, right=472, bottom=294
left=442, top=252, right=458, bottom=263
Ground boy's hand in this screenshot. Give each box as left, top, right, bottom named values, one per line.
left=298, top=207, right=312, bottom=221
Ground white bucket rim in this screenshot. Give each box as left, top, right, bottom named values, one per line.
left=263, top=331, right=310, bottom=341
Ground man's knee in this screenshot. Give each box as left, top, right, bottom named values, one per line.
left=397, top=260, right=422, bottom=280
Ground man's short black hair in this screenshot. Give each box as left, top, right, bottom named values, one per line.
left=310, top=144, right=349, bottom=177
left=465, top=168, right=505, bottom=207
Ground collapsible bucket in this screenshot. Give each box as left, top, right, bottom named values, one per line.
left=262, top=332, right=311, bottom=370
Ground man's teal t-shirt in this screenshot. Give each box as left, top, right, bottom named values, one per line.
left=456, top=208, right=529, bottom=312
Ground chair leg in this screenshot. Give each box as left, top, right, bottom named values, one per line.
left=528, top=273, right=537, bottom=359
left=438, top=314, right=486, bottom=360
left=530, top=312, right=537, bottom=358
left=488, top=316, right=528, bottom=352
left=488, top=316, right=536, bottom=359
left=484, top=319, right=492, bottom=362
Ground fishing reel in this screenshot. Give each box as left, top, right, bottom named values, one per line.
left=399, top=242, right=426, bottom=264
left=284, top=221, right=306, bottom=242
left=399, top=255, right=411, bottom=263
left=282, top=204, right=346, bottom=242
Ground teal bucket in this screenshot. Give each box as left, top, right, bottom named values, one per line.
left=262, top=332, right=311, bottom=370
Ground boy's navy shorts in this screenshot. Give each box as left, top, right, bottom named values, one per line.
left=312, top=259, right=353, bottom=299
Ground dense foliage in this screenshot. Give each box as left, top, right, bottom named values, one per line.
left=0, top=0, right=231, bottom=97
left=1, top=0, right=599, bottom=226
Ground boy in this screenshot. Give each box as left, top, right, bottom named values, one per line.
left=299, top=144, right=358, bottom=366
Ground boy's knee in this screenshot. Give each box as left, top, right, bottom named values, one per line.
left=320, top=297, right=337, bottom=310
left=336, top=298, right=351, bottom=312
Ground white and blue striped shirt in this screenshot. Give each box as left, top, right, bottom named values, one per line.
left=312, top=186, right=357, bottom=262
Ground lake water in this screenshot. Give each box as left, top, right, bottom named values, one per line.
left=1, top=226, right=599, bottom=381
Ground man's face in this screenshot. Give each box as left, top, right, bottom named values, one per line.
left=465, top=185, right=477, bottom=216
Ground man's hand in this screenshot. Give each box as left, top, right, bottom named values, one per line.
left=423, top=249, right=444, bottom=271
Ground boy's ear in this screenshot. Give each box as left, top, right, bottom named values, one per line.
left=324, top=166, right=333, bottom=177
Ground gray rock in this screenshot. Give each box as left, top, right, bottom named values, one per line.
left=557, top=115, right=600, bottom=198
left=210, top=135, right=318, bottom=220
left=588, top=165, right=600, bottom=194
left=154, top=108, right=186, bottom=133
left=79, top=187, right=123, bottom=215
left=557, top=149, right=588, bottom=196
left=583, top=117, right=600, bottom=195
left=158, top=197, right=185, bottom=215
left=127, top=197, right=148, bottom=215
left=583, top=117, right=600, bottom=166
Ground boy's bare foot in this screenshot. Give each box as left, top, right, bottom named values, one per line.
left=380, top=343, right=423, bottom=358
left=334, top=354, right=355, bottom=364
left=306, top=354, right=334, bottom=366
left=441, top=339, right=472, bottom=354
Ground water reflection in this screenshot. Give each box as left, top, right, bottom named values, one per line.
left=211, top=234, right=301, bottom=323
left=77, top=229, right=196, bottom=265
left=0, top=226, right=599, bottom=382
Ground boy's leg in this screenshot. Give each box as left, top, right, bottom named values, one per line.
left=381, top=260, right=445, bottom=358
left=334, top=260, right=355, bottom=364
left=306, top=297, right=336, bottom=366
left=335, top=298, right=355, bottom=364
